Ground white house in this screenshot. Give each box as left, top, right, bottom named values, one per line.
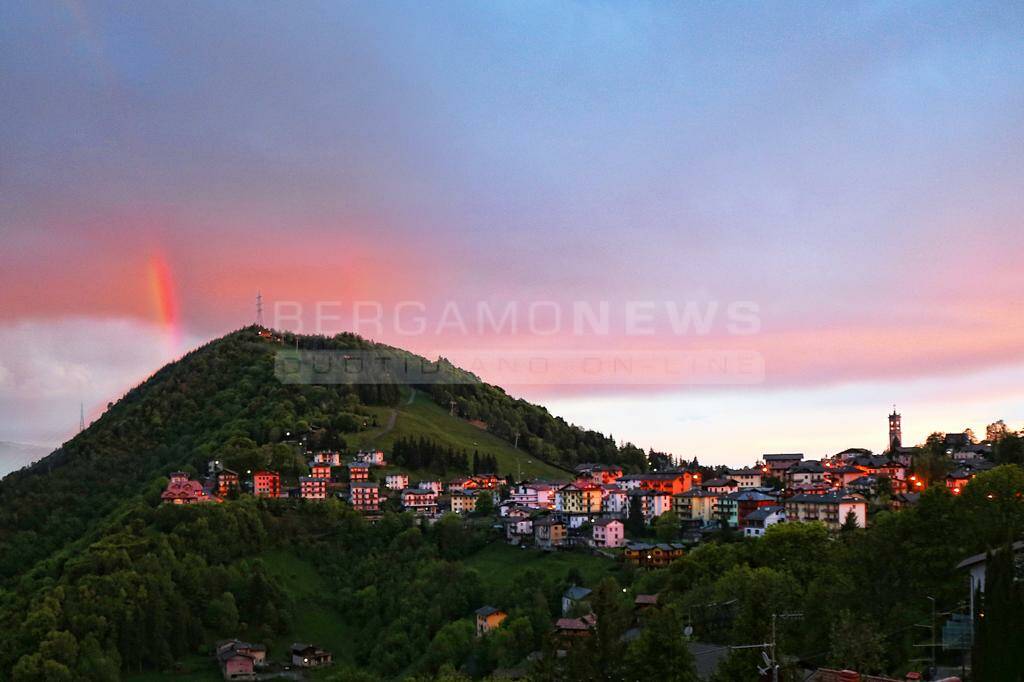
left=741, top=506, right=786, bottom=537
left=385, top=473, right=409, bottom=490
left=418, top=480, right=443, bottom=494
left=602, top=487, right=629, bottom=515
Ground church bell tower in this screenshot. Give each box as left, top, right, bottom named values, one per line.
left=888, top=407, right=902, bottom=452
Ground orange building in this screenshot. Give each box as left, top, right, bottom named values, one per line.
left=348, top=463, right=370, bottom=482
left=310, top=463, right=332, bottom=480
left=253, top=471, right=281, bottom=498
left=474, top=606, right=508, bottom=637
left=619, top=471, right=699, bottom=495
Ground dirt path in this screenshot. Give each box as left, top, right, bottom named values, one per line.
left=373, top=389, right=414, bottom=441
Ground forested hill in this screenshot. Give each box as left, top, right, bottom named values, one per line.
left=0, top=326, right=645, bottom=578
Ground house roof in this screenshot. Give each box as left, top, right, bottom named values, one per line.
left=556, top=615, right=596, bottom=631
left=634, top=594, right=659, bottom=606
left=956, top=541, right=1024, bottom=570
left=564, top=585, right=592, bottom=601
left=291, top=643, right=329, bottom=654
left=729, top=490, right=776, bottom=502
left=677, top=488, right=717, bottom=498
left=789, top=461, right=825, bottom=474
left=350, top=481, right=378, bottom=488
left=618, top=470, right=692, bottom=481
left=703, top=477, right=738, bottom=487
left=594, top=517, right=623, bottom=527
left=851, top=454, right=896, bottom=469
left=763, top=453, right=804, bottom=462
left=727, top=467, right=763, bottom=476
left=745, top=506, right=785, bottom=522
left=787, top=490, right=865, bottom=505
left=475, top=605, right=504, bottom=617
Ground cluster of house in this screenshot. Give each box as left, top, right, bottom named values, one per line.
left=160, top=450, right=505, bottom=519
left=493, top=456, right=883, bottom=552
left=161, top=413, right=1002, bottom=563
left=215, top=639, right=332, bottom=680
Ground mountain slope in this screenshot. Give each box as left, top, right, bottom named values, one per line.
left=0, top=327, right=640, bottom=580
left=350, top=388, right=570, bottom=479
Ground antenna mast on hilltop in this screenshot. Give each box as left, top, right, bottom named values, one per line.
left=79, top=403, right=85, bottom=432
left=256, top=290, right=264, bottom=327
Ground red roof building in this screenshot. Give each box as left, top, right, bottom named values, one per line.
left=161, top=472, right=214, bottom=505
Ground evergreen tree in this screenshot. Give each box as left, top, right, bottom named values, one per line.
left=972, top=542, right=1024, bottom=680
left=626, top=494, right=645, bottom=537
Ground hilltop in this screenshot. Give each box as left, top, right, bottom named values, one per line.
left=0, top=326, right=646, bottom=577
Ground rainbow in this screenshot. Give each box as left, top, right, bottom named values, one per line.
left=148, top=253, right=181, bottom=349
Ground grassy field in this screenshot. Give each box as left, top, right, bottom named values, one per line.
left=350, top=388, right=570, bottom=480
left=125, top=655, right=221, bottom=681
left=260, top=549, right=356, bottom=666
left=464, top=541, right=619, bottom=594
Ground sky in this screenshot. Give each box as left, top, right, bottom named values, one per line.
left=2, top=2, right=1023, bottom=468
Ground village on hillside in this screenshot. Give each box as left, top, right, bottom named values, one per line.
left=159, top=409, right=1012, bottom=681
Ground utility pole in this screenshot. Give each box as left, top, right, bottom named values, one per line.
left=928, top=596, right=937, bottom=671
left=771, top=613, right=778, bottom=682
left=769, top=612, right=803, bottom=681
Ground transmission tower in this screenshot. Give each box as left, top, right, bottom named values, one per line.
left=256, top=290, right=264, bottom=327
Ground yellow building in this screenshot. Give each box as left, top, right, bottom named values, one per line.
left=556, top=484, right=585, bottom=513
left=674, top=489, right=719, bottom=522
left=450, top=492, right=478, bottom=514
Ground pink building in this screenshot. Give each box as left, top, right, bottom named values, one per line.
left=161, top=472, right=214, bottom=505
left=593, top=518, right=625, bottom=548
